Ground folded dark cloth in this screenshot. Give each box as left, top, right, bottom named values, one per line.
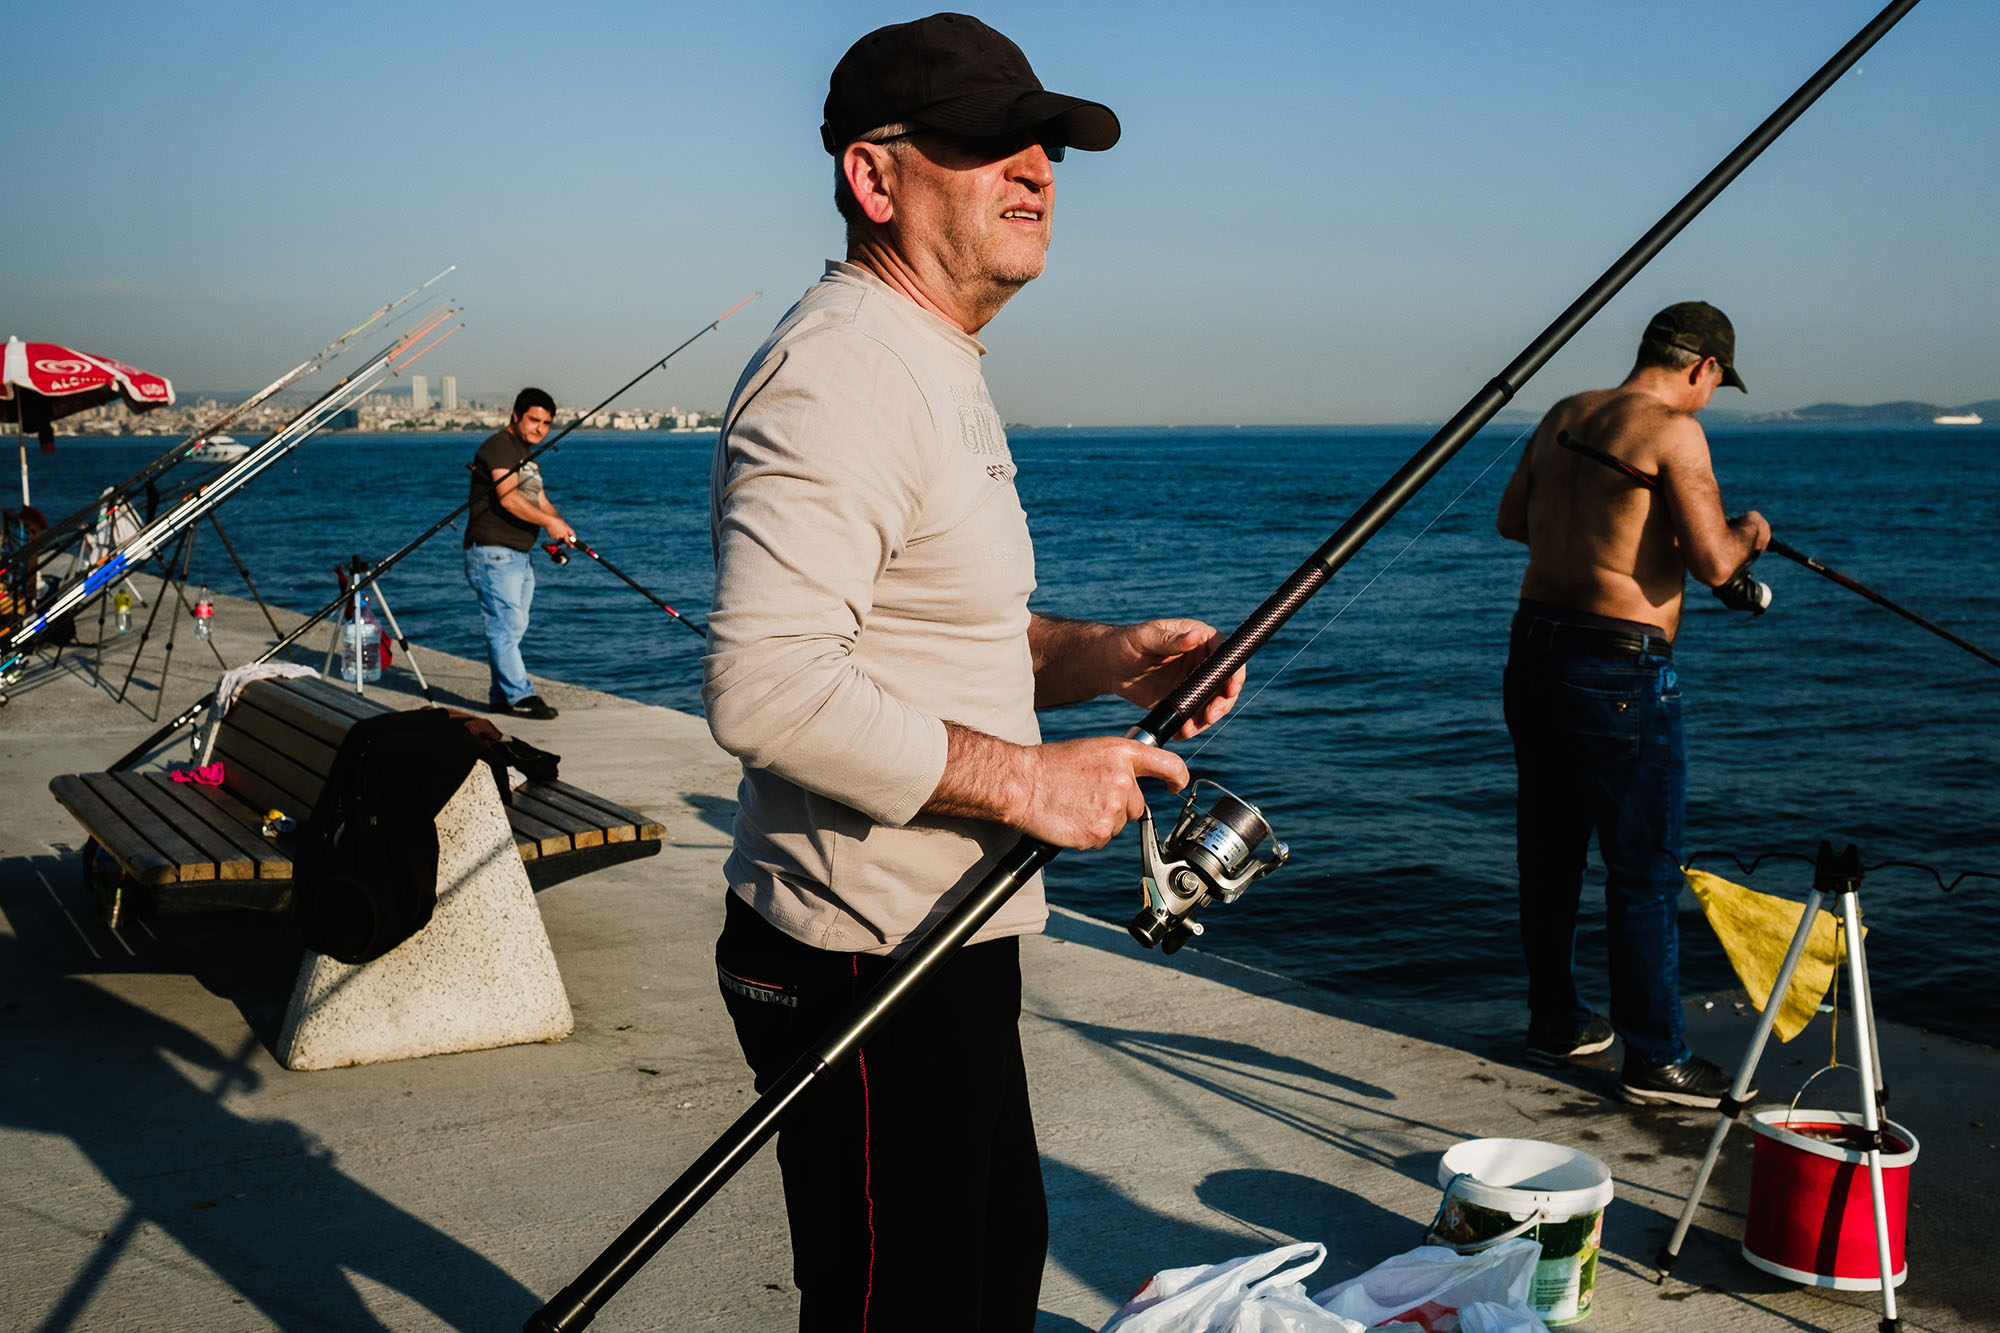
left=441, top=707, right=560, bottom=800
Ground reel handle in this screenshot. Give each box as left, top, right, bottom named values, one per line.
left=1129, top=777, right=1288, bottom=954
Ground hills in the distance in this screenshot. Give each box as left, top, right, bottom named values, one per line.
left=166, top=391, right=1998, bottom=431
left=1491, top=397, right=1994, bottom=427
left=1749, top=398, right=1997, bottom=423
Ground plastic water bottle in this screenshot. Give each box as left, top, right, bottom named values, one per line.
left=338, top=613, right=382, bottom=683
left=193, top=587, right=213, bottom=641
left=114, top=587, right=132, bottom=634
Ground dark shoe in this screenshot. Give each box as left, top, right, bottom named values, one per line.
left=503, top=694, right=559, bottom=720
left=1618, top=1055, right=1752, bottom=1108
left=1524, top=1013, right=1615, bottom=1067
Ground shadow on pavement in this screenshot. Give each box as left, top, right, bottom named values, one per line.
left=0, top=907, right=537, bottom=1331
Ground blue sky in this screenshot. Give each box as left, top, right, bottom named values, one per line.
left=10, top=1, right=1995, bottom=425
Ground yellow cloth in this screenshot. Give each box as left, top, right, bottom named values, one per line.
left=1685, top=868, right=1858, bottom=1043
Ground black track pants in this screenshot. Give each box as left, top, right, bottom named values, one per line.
left=715, top=891, right=1048, bottom=1333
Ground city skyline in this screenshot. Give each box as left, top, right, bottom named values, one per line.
left=11, top=2, right=1997, bottom=426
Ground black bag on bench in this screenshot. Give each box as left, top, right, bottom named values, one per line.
left=293, top=708, right=484, bottom=964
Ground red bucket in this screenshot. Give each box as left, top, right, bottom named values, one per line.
left=1742, top=1108, right=1918, bottom=1290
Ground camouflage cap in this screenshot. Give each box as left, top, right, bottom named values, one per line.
left=1644, top=301, right=1746, bottom=392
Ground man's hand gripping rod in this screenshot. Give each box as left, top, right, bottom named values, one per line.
left=525, top=5, right=1919, bottom=1327
left=1558, top=429, right=1997, bottom=663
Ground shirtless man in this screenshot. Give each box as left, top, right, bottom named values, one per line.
left=1495, top=300, right=1767, bottom=1107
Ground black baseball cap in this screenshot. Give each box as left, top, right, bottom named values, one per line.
left=821, top=12, right=1121, bottom=157
left=1645, top=301, right=1746, bottom=392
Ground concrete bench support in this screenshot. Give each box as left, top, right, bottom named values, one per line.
left=275, top=763, right=575, bottom=1071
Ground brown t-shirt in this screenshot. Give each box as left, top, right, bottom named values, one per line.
left=464, top=427, right=543, bottom=550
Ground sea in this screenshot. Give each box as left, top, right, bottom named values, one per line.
left=24, top=422, right=2000, bottom=1048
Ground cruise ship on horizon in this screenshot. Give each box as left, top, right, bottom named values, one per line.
left=1933, top=411, right=1983, bottom=425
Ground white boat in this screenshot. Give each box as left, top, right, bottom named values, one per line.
left=1932, top=412, right=1983, bottom=426
left=189, top=434, right=250, bottom=462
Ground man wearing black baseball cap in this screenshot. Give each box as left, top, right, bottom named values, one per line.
left=703, top=14, right=1242, bottom=1329
left=1495, top=301, right=1769, bottom=1109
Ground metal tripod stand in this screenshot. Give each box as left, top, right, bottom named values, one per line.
left=1656, top=841, right=1903, bottom=1332
left=321, top=555, right=434, bottom=700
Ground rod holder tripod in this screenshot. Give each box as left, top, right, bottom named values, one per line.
left=1654, top=841, right=1902, bottom=1332
left=320, top=555, right=434, bottom=701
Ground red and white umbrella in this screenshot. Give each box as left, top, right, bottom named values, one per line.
left=2, top=336, right=175, bottom=507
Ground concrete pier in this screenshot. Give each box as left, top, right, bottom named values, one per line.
left=2, top=588, right=1992, bottom=1331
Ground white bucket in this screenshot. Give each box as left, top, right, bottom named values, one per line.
left=1428, top=1138, right=1615, bottom=1324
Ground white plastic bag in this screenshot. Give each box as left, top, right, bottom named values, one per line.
left=1312, top=1240, right=1548, bottom=1333
left=1101, top=1241, right=1366, bottom=1333
left=1456, top=1303, right=1547, bottom=1333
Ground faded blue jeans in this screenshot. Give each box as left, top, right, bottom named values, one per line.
left=464, top=544, right=535, bottom=707
left=1503, top=611, right=1690, bottom=1068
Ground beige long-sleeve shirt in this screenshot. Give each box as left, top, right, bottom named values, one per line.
left=703, top=262, right=1046, bottom=954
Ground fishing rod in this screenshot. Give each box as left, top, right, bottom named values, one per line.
left=108, top=293, right=760, bottom=772
left=1556, top=430, right=1999, bottom=667
left=1768, top=537, right=2000, bottom=669
left=543, top=540, right=707, bottom=640
left=0, top=306, right=460, bottom=676
left=524, top=4, right=1923, bottom=1328
left=0, top=268, right=456, bottom=583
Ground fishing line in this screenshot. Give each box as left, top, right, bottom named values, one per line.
left=1688, top=848, right=2000, bottom=896
left=527, top=9, right=1922, bottom=1326
left=3, top=310, right=456, bottom=671
left=1766, top=538, right=2000, bottom=669
left=107, top=293, right=760, bottom=771
left=1184, top=420, right=1532, bottom=763
left=545, top=539, right=707, bottom=641
left=1556, top=429, right=2000, bottom=668
left=0, top=269, right=457, bottom=589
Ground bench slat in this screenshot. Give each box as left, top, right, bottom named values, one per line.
left=282, top=674, right=397, bottom=722
left=81, top=773, right=216, bottom=882
left=519, top=783, right=629, bottom=844
left=504, top=802, right=572, bottom=857
left=232, top=680, right=365, bottom=748
left=510, top=790, right=604, bottom=849
left=213, top=724, right=329, bottom=817
left=108, top=773, right=256, bottom=881
left=50, top=775, right=181, bottom=887
left=540, top=779, right=667, bottom=841
left=50, top=676, right=666, bottom=920
left=222, top=702, right=340, bottom=786
left=138, top=773, right=292, bottom=879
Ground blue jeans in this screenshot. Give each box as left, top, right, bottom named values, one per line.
left=464, top=545, right=535, bottom=707
left=1503, top=613, right=1689, bottom=1067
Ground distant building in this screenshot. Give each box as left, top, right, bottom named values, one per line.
left=441, top=375, right=458, bottom=410
left=410, top=374, right=430, bottom=411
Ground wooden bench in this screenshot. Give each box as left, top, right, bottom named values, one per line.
left=51, top=674, right=665, bottom=920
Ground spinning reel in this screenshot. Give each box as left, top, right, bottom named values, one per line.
left=1713, top=563, right=1773, bottom=616
left=1129, top=778, right=1289, bottom=954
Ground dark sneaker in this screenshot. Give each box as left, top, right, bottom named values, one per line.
left=1524, top=1013, right=1615, bottom=1067
left=504, top=694, right=559, bottom=720
left=1618, top=1055, right=1752, bottom=1108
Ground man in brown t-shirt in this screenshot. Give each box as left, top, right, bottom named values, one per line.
left=464, top=387, right=573, bottom=719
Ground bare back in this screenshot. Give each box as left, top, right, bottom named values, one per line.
left=1496, top=387, right=1729, bottom=640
